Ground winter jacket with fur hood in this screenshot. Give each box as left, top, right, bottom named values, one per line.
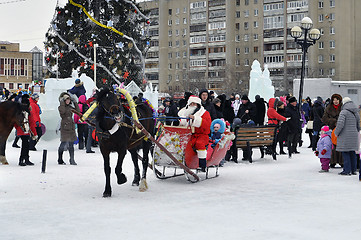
left=58, top=92, right=80, bottom=142
left=321, top=93, right=342, bottom=130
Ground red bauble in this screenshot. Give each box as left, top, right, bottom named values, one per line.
left=80, top=62, right=86, bottom=67
left=102, top=78, right=107, bottom=84
left=146, top=20, right=150, bottom=24
left=89, top=41, right=93, bottom=47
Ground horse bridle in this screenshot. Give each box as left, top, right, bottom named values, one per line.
left=100, top=94, right=125, bottom=123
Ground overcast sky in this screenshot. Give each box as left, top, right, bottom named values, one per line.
left=0, top=0, right=69, bottom=51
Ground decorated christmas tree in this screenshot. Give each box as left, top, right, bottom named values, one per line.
left=44, top=0, right=150, bottom=87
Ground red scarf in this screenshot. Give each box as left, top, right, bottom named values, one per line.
left=333, top=104, right=339, bottom=110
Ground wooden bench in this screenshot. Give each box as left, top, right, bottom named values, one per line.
left=235, top=125, right=278, bottom=163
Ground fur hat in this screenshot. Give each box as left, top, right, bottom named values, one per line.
left=31, top=93, right=39, bottom=100
left=187, top=95, right=201, bottom=106
left=288, top=96, right=297, bottom=103
left=342, top=97, right=352, bottom=105
left=321, top=125, right=330, bottom=132
left=235, top=94, right=240, bottom=99
left=62, top=93, right=70, bottom=101
left=331, top=93, right=342, bottom=103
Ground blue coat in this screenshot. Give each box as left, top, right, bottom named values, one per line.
left=316, top=131, right=332, bottom=159
left=68, top=82, right=86, bottom=98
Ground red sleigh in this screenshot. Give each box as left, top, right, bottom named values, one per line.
left=151, top=124, right=234, bottom=182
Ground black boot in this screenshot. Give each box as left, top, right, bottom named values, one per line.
left=58, top=149, right=66, bottom=165
left=13, top=136, right=20, bottom=148
left=69, top=147, right=77, bottom=165
left=24, top=157, right=34, bottom=166
left=18, top=158, right=26, bottom=166
left=199, top=158, right=206, bottom=172
left=279, top=142, right=286, bottom=154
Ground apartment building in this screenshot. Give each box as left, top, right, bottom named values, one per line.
left=140, top=0, right=361, bottom=97
left=0, top=41, right=43, bottom=91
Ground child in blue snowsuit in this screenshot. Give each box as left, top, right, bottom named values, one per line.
left=315, top=125, right=332, bottom=172
left=210, top=119, right=226, bottom=166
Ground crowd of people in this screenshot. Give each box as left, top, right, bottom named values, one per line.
left=3, top=82, right=361, bottom=181
left=158, top=89, right=361, bottom=180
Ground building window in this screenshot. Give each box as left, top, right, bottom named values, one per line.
left=168, top=30, right=172, bottom=36
left=348, top=89, right=358, bottom=94
left=236, top=48, right=240, bottom=55
left=183, top=7, right=187, bottom=13
left=318, top=41, right=324, bottom=49
left=176, top=51, right=180, bottom=57
left=319, top=68, right=324, bottom=76
left=183, top=29, right=187, bottom=36
left=244, top=47, right=249, bottom=54
left=176, top=41, right=180, bottom=47
left=330, top=0, right=335, bottom=7
left=244, top=34, right=249, bottom=41
left=183, top=62, right=187, bottom=69
left=168, top=63, right=172, bottom=69
left=175, top=18, right=180, bottom=25
left=319, top=14, right=324, bottom=22
left=176, top=29, right=179, bottom=36
left=236, top=0, right=240, bottom=6
left=329, top=68, right=335, bottom=76
left=183, top=51, right=187, bottom=58
left=254, top=46, right=259, bottom=53
left=245, top=59, right=249, bottom=66
left=330, top=27, right=335, bottom=34
left=254, top=0, right=258, bottom=4
left=183, top=18, right=187, bottom=24
left=330, top=40, right=335, bottom=48
left=183, top=40, right=187, bottom=46
left=236, top=59, right=240, bottom=66
left=176, top=8, right=180, bottom=14
left=168, top=53, right=172, bottom=59
left=254, top=34, right=258, bottom=40
left=254, top=21, right=258, bottom=28
left=254, top=9, right=258, bottom=16
left=328, top=13, right=335, bottom=21
left=235, top=23, right=240, bottom=30
left=318, top=0, right=324, bottom=8
left=168, top=41, right=172, bottom=47
left=169, top=9, right=172, bottom=15
left=236, top=11, right=240, bottom=18
left=320, top=28, right=324, bottom=35
left=244, top=10, right=249, bottom=17
left=245, top=0, right=249, bottom=5
left=329, top=54, right=335, bottom=62
left=318, top=55, right=324, bottom=63
left=244, top=22, right=249, bottom=30
left=235, top=35, right=240, bottom=42
left=9, top=83, right=14, bottom=89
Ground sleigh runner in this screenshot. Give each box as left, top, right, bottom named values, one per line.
left=150, top=124, right=234, bottom=182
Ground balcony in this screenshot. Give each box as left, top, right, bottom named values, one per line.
left=209, top=52, right=226, bottom=59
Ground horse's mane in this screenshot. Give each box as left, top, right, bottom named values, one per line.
left=96, top=87, right=112, bottom=102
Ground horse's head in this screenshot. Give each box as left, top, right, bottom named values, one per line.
left=97, top=87, right=125, bottom=123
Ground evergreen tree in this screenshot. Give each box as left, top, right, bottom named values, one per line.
left=44, top=0, right=149, bottom=87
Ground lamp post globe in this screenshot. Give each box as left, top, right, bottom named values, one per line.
left=301, top=17, right=313, bottom=30
left=309, top=28, right=321, bottom=41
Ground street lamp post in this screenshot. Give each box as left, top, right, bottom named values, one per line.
left=290, top=17, right=321, bottom=113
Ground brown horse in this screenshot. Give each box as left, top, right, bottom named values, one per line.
left=0, top=101, right=29, bottom=165
left=95, top=88, right=155, bottom=197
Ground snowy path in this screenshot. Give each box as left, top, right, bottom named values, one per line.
left=1, top=134, right=360, bottom=240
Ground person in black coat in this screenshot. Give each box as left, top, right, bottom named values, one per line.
left=213, top=98, right=223, bottom=119
left=310, top=96, right=325, bottom=151
left=164, top=98, right=179, bottom=126
left=236, top=95, right=257, bottom=124
left=254, top=95, right=266, bottom=126
left=284, top=97, right=301, bottom=158
left=199, top=89, right=217, bottom=120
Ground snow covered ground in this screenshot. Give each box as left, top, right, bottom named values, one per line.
left=1, top=132, right=360, bottom=240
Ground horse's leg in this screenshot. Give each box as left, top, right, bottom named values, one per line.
left=115, top=148, right=127, bottom=185
left=129, top=148, right=140, bottom=186
left=0, top=141, right=8, bottom=165
left=139, top=141, right=151, bottom=192
left=101, top=148, right=112, bottom=198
